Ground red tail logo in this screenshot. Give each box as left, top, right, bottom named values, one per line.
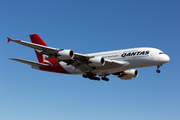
left=29, top=34, right=48, bottom=63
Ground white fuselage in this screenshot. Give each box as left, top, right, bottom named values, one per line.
left=61, top=47, right=170, bottom=76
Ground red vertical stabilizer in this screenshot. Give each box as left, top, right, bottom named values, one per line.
left=29, top=34, right=47, bottom=46
left=29, top=34, right=47, bottom=63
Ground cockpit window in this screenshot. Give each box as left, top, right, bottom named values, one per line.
left=159, top=52, right=164, bottom=54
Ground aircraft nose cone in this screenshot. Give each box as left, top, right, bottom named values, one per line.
left=158, top=54, right=170, bottom=64
left=163, top=54, right=170, bottom=63
left=165, top=54, right=170, bottom=62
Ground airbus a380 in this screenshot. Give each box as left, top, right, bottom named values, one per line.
left=8, top=34, right=170, bottom=81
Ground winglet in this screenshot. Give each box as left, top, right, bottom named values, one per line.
left=7, top=37, right=12, bottom=43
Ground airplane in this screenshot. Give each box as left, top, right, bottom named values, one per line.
left=7, top=34, right=170, bottom=81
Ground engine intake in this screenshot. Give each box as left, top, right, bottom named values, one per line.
left=56, top=50, right=74, bottom=60
left=119, top=69, right=138, bottom=80
left=88, top=57, right=105, bottom=67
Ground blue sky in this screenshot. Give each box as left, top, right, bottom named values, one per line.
left=0, top=0, right=180, bottom=120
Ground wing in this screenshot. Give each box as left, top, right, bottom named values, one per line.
left=8, top=38, right=59, bottom=52
left=8, top=38, right=128, bottom=73
left=8, top=38, right=88, bottom=58
left=9, top=58, right=50, bottom=67
left=8, top=38, right=90, bottom=71
left=61, top=58, right=128, bottom=74
left=102, top=59, right=129, bottom=69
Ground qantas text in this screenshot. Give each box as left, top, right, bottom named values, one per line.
left=121, top=51, right=150, bottom=57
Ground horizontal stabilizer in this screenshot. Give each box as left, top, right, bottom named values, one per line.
left=9, top=58, right=49, bottom=67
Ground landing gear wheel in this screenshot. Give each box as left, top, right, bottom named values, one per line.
left=83, top=72, right=100, bottom=81
left=156, top=69, right=160, bottom=73
left=156, top=65, right=162, bottom=73
left=101, top=77, right=109, bottom=81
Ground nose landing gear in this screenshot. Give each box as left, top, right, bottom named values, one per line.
left=156, top=69, right=160, bottom=73
left=156, top=64, right=162, bottom=73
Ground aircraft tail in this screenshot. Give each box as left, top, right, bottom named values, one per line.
left=29, top=34, right=48, bottom=63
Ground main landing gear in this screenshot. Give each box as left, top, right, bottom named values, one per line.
left=101, top=77, right=109, bottom=81
left=83, top=73, right=100, bottom=81
left=83, top=72, right=109, bottom=81
left=156, top=64, right=162, bottom=73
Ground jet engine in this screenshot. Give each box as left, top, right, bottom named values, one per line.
left=118, top=69, right=138, bottom=80
left=56, top=50, right=74, bottom=60
left=88, top=57, right=105, bottom=67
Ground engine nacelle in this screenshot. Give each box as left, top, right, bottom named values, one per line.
left=88, top=57, right=105, bottom=67
left=56, top=50, right=74, bottom=60
left=119, top=69, right=138, bottom=80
